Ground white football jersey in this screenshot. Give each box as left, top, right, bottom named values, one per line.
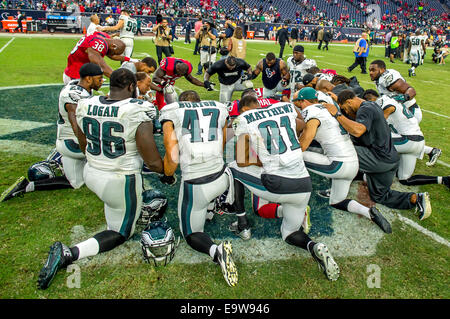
left=120, top=61, right=137, bottom=74
left=301, top=104, right=357, bottom=162
left=375, top=95, right=423, bottom=137
left=76, top=96, right=156, bottom=174
left=409, top=36, right=423, bottom=52
left=233, top=102, right=309, bottom=179
left=119, top=15, right=137, bottom=38
left=286, top=56, right=317, bottom=91
left=159, top=100, right=229, bottom=181
left=57, top=81, right=91, bottom=141
left=315, top=72, right=334, bottom=82
left=316, top=91, right=334, bottom=105
left=376, top=69, right=416, bottom=107
left=419, top=35, right=428, bottom=52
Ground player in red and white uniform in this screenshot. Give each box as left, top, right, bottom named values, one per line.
left=151, top=57, right=208, bottom=110
left=228, top=90, right=280, bottom=117
left=63, top=32, right=128, bottom=84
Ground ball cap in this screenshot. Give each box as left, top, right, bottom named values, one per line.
left=79, top=63, right=103, bottom=78
left=293, top=87, right=318, bottom=101
left=293, top=45, right=304, bottom=53
left=302, top=73, right=315, bottom=85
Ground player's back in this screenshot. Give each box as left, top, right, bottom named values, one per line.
left=233, top=102, right=308, bottom=179
left=65, top=33, right=109, bottom=79
left=159, top=100, right=228, bottom=180
left=159, top=57, right=193, bottom=84
left=119, top=14, right=137, bottom=38
left=409, top=36, right=422, bottom=51
left=375, top=95, right=423, bottom=137
left=301, top=104, right=356, bottom=162
left=57, top=81, right=91, bottom=140
left=76, top=96, right=156, bottom=174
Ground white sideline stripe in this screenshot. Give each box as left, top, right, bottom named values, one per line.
left=421, top=109, right=450, bottom=119
left=0, top=83, right=62, bottom=90
left=437, top=160, right=450, bottom=168
left=0, top=37, right=15, bottom=54
left=397, top=214, right=450, bottom=248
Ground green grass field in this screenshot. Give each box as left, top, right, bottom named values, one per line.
left=0, top=35, right=449, bottom=299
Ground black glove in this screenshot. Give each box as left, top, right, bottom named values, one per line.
left=241, top=72, right=252, bottom=81
left=204, top=80, right=215, bottom=91
left=160, top=174, right=177, bottom=186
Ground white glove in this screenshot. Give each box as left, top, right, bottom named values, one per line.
left=129, top=58, right=139, bottom=63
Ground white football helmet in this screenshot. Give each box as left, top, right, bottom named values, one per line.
left=140, top=220, right=180, bottom=266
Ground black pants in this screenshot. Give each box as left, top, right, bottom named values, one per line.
left=136, top=28, right=143, bottom=36
left=279, top=42, right=286, bottom=58
left=322, top=40, right=330, bottom=50
left=15, top=20, right=24, bottom=32
left=355, top=146, right=415, bottom=210
left=194, top=38, right=200, bottom=54
left=185, top=31, right=191, bottom=43
left=264, top=32, right=269, bottom=40
left=156, top=46, right=172, bottom=64
left=348, top=56, right=367, bottom=73
left=318, top=40, right=323, bottom=49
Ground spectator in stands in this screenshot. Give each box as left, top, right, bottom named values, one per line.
left=228, top=26, right=246, bottom=60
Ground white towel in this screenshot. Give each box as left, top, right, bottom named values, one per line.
left=223, top=166, right=235, bottom=205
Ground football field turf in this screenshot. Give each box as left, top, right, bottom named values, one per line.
left=0, top=34, right=449, bottom=299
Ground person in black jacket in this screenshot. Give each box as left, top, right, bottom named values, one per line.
left=289, top=26, right=298, bottom=47
left=323, top=28, right=333, bottom=50
left=276, top=23, right=289, bottom=58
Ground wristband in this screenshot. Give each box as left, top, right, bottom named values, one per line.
left=333, top=110, right=342, bottom=118
left=124, top=56, right=130, bottom=62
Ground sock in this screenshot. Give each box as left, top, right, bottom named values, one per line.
left=424, top=146, right=433, bottom=155
left=347, top=200, right=371, bottom=219
left=306, top=241, right=316, bottom=253
left=209, top=244, right=218, bottom=259
left=285, top=230, right=315, bottom=251
left=185, top=232, right=214, bottom=256
left=25, top=181, right=35, bottom=193
left=236, top=212, right=249, bottom=230
left=71, top=237, right=100, bottom=261
left=331, top=199, right=371, bottom=219
left=33, top=176, right=73, bottom=191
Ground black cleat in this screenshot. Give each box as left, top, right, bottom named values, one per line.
left=426, top=148, right=442, bottom=166
left=37, top=242, right=73, bottom=290
left=0, top=176, right=29, bottom=202
left=369, top=207, right=392, bottom=233
left=416, top=192, right=432, bottom=221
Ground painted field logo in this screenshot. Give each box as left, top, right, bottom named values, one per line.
left=1, top=86, right=395, bottom=266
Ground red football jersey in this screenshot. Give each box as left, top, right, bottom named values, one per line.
left=158, top=57, right=193, bottom=86
left=229, top=97, right=279, bottom=117
left=64, top=32, right=110, bottom=79
left=154, top=57, right=194, bottom=111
